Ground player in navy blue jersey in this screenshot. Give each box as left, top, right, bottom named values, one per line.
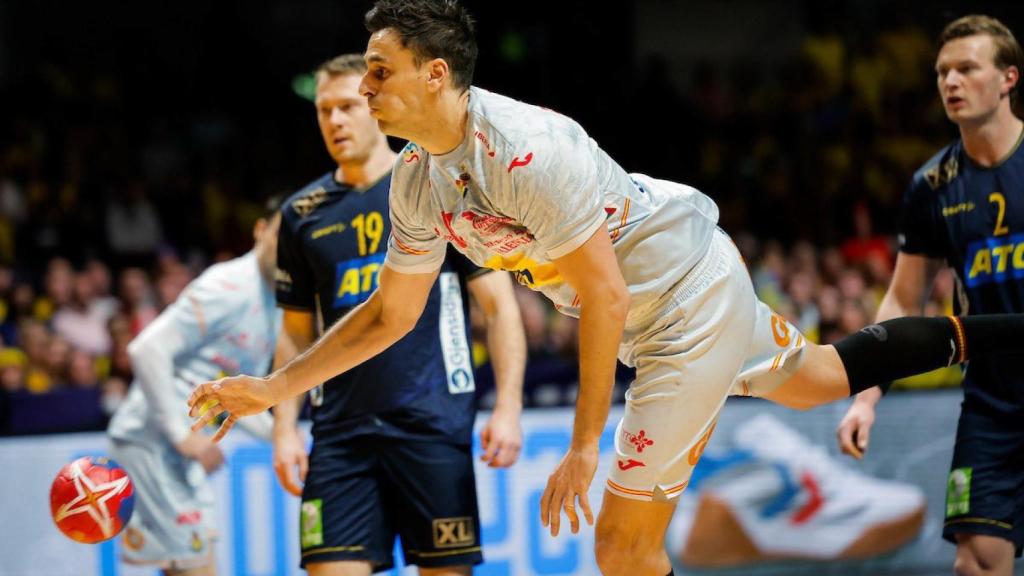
left=270, top=54, right=526, bottom=575
left=837, top=15, right=1024, bottom=576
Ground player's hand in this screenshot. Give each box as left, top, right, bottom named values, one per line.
left=836, top=397, right=877, bottom=459
left=176, top=432, right=225, bottom=474
left=540, top=443, right=598, bottom=537
left=188, top=374, right=279, bottom=442
left=272, top=426, right=308, bottom=497
left=480, top=404, right=522, bottom=468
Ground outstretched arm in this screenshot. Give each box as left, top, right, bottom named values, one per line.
left=836, top=252, right=941, bottom=458
left=470, top=271, right=527, bottom=468
left=539, top=222, right=630, bottom=537
left=188, top=264, right=438, bottom=440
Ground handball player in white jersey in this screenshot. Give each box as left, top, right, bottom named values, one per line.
left=189, top=2, right=1024, bottom=574
left=109, top=204, right=282, bottom=575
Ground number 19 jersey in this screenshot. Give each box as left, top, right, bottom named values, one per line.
left=277, top=173, right=483, bottom=444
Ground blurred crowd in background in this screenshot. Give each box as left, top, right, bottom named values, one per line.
left=3, top=0, right=1016, bottom=434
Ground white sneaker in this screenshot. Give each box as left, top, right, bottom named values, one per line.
left=673, top=413, right=925, bottom=568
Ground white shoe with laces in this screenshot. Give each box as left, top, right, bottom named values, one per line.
left=672, top=413, right=926, bottom=567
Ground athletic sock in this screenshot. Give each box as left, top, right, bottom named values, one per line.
left=835, top=314, right=1024, bottom=396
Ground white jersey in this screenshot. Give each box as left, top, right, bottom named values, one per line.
left=385, top=87, right=720, bottom=326
left=108, top=252, right=280, bottom=444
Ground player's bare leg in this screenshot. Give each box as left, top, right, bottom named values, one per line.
left=954, top=534, right=1015, bottom=576
left=418, top=565, right=472, bottom=576
left=766, top=315, right=1024, bottom=410
left=761, top=343, right=848, bottom=410
left=594, top=491, right=676, bottom=576
left=307, top=561, right=372, bottom=576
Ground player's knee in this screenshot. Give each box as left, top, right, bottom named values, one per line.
left=954, top=547, right=985, bottom=576
left=594, top=523, right=661, bottom=575
left=954, top=535, right=1011, bottom=576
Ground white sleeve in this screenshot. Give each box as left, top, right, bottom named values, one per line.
left=384, top=155, right=446, bottom=274
left=511, top=129, right=606, bottom=259
left=127, top=278, right=243, bottom=444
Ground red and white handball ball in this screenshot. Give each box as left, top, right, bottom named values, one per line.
left=50, top=456, right=135, bottom=544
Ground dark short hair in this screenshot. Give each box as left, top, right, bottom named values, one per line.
left=939, top=15, right=1023, bottom=103
left=365, top=0, right=477, bottom=90
left=315, top=53, right=367, bottom=79
left=263, top=194, right=285, bottom=219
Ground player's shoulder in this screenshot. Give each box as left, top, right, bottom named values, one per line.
left=394, top=141, right=430, bottom=176
left=910, top=140, right=963, bottom=194
left=391, top=142, right=433, bottom=210
left=183, top=253, right=257, bottom=309
left=282, top=172, right=341, bottom=221
left=469, top=87, right=583, bottom=150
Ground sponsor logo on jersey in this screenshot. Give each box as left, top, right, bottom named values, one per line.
left=176, top=510, right=202, bottom=525
left=474, top=130, right=496, bottom=158
left=292, top=187, right=328, bottom=218
left=310, top=222, right=346, bottom=239
left=459, top=210, right=534, bottom=254
left=403, top=143, right=422, bottom=165
left=923, top=157, right=960, bottom=190
left=622, top=428, right=654, bottom=454
left=437, top=211, right=469, bottom=248
left=122, top=527, right=144, bottom=551
left=964, top=233, right=1024, bottom=288
left=439, top=273, right=475, bottom=394
left=946, top=467, right=972, bottom=517
left=483, top=253, right=561, bottom=288
left=301, top=499, right=324, bottom=549
left=455, top=172, right=472, bottom=197
left=207, top=352, right=240, bottom=373
left=617, top=458, right=645, bottom=471
left=334, top=253, right=385, bottom=308
left=942, top=202, right=976, bottom=218
left=433, top=517, right=476, bottom=548
left=687, top=419, right=717, bottom=466
left=507, top=152, right=534, bottom=173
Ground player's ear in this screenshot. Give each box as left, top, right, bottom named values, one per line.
left=425, top=58, right=449, bottom=93
left=253, top=217, right=268, bottom=242
left=1001, top=65, right=1019, bottom=98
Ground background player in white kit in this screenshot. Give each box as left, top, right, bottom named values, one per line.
left=189, top=2, right=1024, bottom=574
left=108, top=204, right=282, bottom=575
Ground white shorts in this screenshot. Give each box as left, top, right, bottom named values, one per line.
left=108, top=436, right=216, bottom=569
left=607, top=229, right=807, bottom=502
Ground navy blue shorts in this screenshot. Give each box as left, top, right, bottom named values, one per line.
left=943, top=395, right=1024, bottom=556
left=298, top=435, right=482, bottom=571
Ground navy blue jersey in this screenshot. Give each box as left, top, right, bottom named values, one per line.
left=276, top=172, right=485, bottom=443
left=900, top=134, right=1024, bottom=410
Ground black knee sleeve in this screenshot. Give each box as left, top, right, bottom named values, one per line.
left=834, top=314, right=1024, bottom=396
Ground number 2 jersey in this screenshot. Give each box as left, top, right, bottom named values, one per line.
left=900, top=133, right=1024, bottom=410
left=276, top=173, right=485, bottom=444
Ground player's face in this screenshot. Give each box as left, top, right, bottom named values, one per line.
left=315, top=72, right=382, bottom=166
left=360, top=28, right=431, bottom=137
left=936, top=34, right=1014, bottom=125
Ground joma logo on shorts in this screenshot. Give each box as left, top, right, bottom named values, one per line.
left=433, top=517, right=475, bottom=548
